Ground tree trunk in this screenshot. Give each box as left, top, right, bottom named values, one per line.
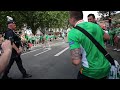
left=108, top=11, right=111, bottom=17
left=66, top=20, right=69, bottom=30
left=30, top=25, right=36, bottom=35
left=40, top=27, right=45, bottom=35
left=32, top=29, right=36, bottom=35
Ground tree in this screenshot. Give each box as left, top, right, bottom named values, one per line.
left=98, top=11, right=116, bottom=17
left=0, top=11, right=25, bottom=32
left=0, top=11, right=9, bottom=32
left=13, top=11, right=69, bottom=35
left=0, top=11, right=69, bottom=34
left=98, top=11, right=116, bottom=19
left=98, top=11, right=117, bottom=27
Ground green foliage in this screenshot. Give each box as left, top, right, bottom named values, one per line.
left=0, top=11, right=69, bottom=34
left=98, top=11, right=116, bottom=16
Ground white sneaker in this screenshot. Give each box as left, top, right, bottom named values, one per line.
left=113, top=48, right=117, bottom=51
left=117, top=49, right=120, bottom=52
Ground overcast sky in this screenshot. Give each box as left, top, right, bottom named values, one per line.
left=83, top=11, right=100, bottom=21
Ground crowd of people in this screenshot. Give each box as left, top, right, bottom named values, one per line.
left=16, top=32, right=56, bottom=51
left=0, top=11, right=120, bottom=79
left=87, top=13, right=120, bottom=51
left=8, top=30, right=64, bottom=52
left=108, top=24, right=120, bottom=51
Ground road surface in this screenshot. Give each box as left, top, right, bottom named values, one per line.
left=5, top=38, right=120, bottom=79
left=8, top=39, right=79, bottom=79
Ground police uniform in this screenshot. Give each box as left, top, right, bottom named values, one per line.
left=2, top=21, right=32, bottom=79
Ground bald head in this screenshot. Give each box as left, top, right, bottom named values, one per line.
left=69, top=11, right=83, bottom=26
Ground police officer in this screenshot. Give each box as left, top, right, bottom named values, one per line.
left=2, top=20, right=32, bottom=79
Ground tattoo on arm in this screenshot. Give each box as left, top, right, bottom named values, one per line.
left=70, top=48, right=81, bottom=60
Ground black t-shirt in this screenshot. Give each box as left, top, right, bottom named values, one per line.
left=4, top=29, right=22, bottom=55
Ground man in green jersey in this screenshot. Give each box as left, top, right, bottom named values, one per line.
left=68, top=11, right=110, bottom=79
left=39, top=34, right=43, bottom=43
left=25, top=34, right=29, bottom=42
left=31, top=34, right=36, bottom=46
left=43, top=33, right=51, bottom=49
left=108, top=26, right=115, bottom=46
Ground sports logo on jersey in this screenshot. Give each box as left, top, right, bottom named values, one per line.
left=69, top=41, right=74, bottom=45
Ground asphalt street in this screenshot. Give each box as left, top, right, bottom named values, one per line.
left=4, top=38, right=120, bottom=79
left=8, top=39, right=80, bottom=79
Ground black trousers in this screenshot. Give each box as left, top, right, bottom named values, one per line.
left=77, top=71, right=107, bottom=79
left=2, top=54, right=27, bottom=77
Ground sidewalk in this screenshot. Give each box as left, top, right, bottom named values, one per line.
left=27, top=38, right=66, bottom=50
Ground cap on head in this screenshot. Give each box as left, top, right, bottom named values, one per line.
left=7, top=20, right=16, bottom=25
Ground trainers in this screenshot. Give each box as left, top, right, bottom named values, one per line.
left=117, top=49, right=120, bottom=52
left=113, top=48, right=117, bottom=51
left=23, top=74, right=32, bottom=78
